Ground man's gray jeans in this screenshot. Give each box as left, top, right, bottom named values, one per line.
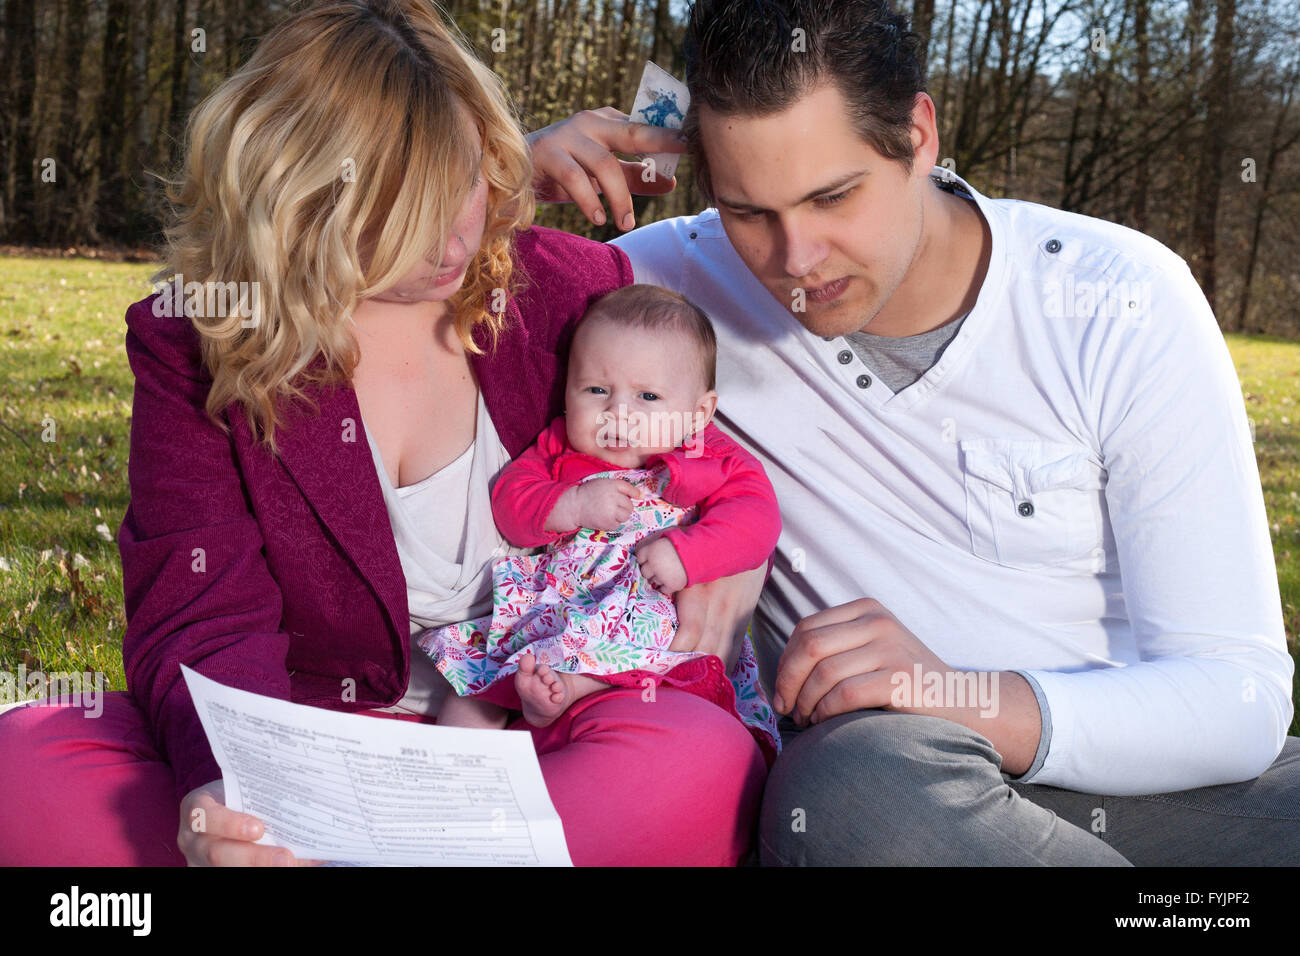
left=759, top=709, right=1300, bottom=865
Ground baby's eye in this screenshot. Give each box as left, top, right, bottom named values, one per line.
left=639, top=392, right=660, bottom=402
left=586, top=386, right=608, bottom=395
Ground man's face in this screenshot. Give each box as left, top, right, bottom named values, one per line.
left=699, top=81, right=932, bottom=337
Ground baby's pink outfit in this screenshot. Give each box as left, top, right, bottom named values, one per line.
left=420, top=415, right=784, bottom=764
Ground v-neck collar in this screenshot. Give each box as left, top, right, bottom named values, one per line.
left=787, top=168, right=1008, bottom=413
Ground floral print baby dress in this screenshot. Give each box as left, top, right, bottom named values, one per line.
left=419, top=461, right=780, bottom=762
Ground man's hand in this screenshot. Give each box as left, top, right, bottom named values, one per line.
left=635, top=535, right=688, bottom=594
left=671, top=561, right=767, bottom=672
left=774, top=598, right=954, bottom=727
left=525, top=107, right=687, bottom=230
left=773, top=598, right=1042, bottom=775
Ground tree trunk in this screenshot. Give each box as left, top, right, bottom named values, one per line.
left=649, top=0, right=671, bottom=70
left=94, top=0, right=132, bottom=243
left=612, top=0, right=638, bottom=103
left=5, top=0, right=39, bottom=241
left=1236, top=78, right=1299, bottom=333
left=53, top=0, right=90, bottom=244
left=1191, top=0, right=1235, bottom=312
left=936, top=0, right=956, bottom=141
left=1132, top=0, right=1150, bottom=231
left=167, top=0, right=192, bottom=160
left=136, top=0, right=159, bottom=224
left=912, top=0, right=936, bottom=73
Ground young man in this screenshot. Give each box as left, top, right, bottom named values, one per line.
left=534, top=0, right=1298, bottom=864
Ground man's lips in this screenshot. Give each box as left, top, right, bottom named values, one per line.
left=803, top=276, right=851, bottom=303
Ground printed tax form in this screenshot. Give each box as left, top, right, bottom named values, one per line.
left=181, top=665, right=573, bottom=866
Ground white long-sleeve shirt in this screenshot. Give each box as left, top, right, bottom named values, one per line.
left=609, top=168, right=1293, bottom=795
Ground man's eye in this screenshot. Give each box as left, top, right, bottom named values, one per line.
left=815, top=188, right=854, bottom=208
left=729, top=208, right=763, bottom=222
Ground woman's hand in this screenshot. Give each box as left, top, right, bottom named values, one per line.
left=178, top=779, right=319, bottom=866
left=671, top=561, right=768, bottom=672
left=526, top=107, right=687, bottom=231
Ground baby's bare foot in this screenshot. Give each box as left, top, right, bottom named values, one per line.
left=515, top=650, right=574, bottom=727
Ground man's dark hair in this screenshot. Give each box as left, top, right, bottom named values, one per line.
left=682, top=0, right=926, bottom=206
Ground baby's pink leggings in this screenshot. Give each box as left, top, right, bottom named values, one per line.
left=0, top=685, right=766, bottom=866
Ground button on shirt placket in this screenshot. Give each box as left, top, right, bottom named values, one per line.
left=824, top=337, right=874, bottom=394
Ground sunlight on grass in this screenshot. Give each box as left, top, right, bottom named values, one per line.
left=0, top=257, right=155, bottom=693
left=1, top=255, right=1297, bottom=736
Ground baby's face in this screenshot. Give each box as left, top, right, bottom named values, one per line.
left=564, top=319, right=717, bottom=469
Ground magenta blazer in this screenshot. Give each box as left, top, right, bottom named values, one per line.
left=118, top=227, right=634, bottom=801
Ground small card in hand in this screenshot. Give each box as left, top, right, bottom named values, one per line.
left=629, top=61, right=691, bottom=182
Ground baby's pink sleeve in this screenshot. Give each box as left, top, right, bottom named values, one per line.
left=660, top=438, right=782, bottom=587
left=490, top=418, right=579, bottom=547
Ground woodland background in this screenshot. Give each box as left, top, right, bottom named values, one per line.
left=2, top=0, right=1299, bottom=335
left=1, top=1, right=1298, bottom=733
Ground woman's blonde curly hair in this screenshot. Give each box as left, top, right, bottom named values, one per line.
left=149, top=0, right=536, bottom=455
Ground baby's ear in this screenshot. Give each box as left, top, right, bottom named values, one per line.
left=689, top=390, right=719, bottom=437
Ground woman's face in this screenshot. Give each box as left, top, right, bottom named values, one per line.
left=364, top=123, right=489, bottom=305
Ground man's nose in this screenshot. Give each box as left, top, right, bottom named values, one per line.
left=778, top=215, right=827, bottom=278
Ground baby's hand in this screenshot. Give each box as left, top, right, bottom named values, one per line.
left=636, top=536, right=688, bottom=594
left=549, top=478, right=643, bottom=531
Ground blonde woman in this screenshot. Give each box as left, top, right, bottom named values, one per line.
left=0, top=0, right=768, bottom=866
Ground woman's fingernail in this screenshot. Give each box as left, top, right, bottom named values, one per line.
left=773, top=694, right=785, bottom=712
left=622, top=212, right=635, bottom=230
left=243, top=821, right=259, bottom=838
left=592, top=208, right=605, bottom=225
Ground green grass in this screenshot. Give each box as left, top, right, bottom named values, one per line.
left=1, top=257, right=151, bottom=694
left=1226, top=333, right=1300, bottom=736
left=1, top=255, right=1297, bottom=736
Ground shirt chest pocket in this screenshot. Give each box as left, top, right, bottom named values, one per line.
left=958, top=438, right=1106, bottom=572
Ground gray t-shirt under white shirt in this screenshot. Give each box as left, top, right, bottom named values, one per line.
left=843, top=180, right=975, bottom=393
left=844, top=311, right=969, bottom=393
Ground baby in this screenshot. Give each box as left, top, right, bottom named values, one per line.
left=419, top=284, right=782, bottom=760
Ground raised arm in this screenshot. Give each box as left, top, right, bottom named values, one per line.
left=526, top=107, right=687, bottom=230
